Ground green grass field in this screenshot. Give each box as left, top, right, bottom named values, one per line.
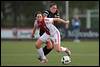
left=1, top=40, right=99, bottom=66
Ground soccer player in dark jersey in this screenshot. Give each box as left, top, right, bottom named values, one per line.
left=41, top=3, right=60, bottom=57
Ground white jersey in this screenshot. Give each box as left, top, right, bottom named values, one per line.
left=34, top=18, right=61, bottom=45
left=34, top=18, right=59, bottom=36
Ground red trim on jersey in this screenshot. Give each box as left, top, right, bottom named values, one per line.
left=37, top=18, right=50, bottom=35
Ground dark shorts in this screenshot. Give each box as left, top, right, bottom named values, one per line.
left=39, top=29, right=45, bottom=36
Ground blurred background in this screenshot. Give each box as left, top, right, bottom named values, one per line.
left=1, top=1, right=99, bottom=40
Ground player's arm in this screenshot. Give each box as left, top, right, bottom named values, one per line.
left=43, top=10, right=49, bottom=17
left=53, top=18, right=69, bottom=24
left=31, top=20, right=37, bottom=38
left=32, top=26, right=36, bottom=37
left=55, top=11, right=60, bottom=18
left=53, top=18, right=69, bottom=28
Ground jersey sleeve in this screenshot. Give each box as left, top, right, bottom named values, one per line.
left=43, top=10, right=49, bottom=17
left=55, top=12, right=60, bottom=18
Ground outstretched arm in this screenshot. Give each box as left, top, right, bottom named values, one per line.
left=53, top=18, right=69, bottom=24
left=53, top=18, right=69, bottom=28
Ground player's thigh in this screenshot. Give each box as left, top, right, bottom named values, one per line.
left=39, top=33, right=50, bottom=43
left=36, top=39, right=43, bottom=48
left=36, top=33, right=49, bottom=48
left=54, top=43, right=61, bottom=52
left=52, top=31, right=61, bottom=52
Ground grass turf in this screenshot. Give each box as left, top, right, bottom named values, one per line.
left=1, top=40, right=99, bottom=66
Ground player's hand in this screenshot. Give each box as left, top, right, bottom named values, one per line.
left=66, top=20, right=69, bottom=24
left=65, top=20, right=69, bottom=28
left=31, top=34, right=34, bottom=38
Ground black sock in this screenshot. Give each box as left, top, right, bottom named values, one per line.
left=43, top=46, right=53, bottom=56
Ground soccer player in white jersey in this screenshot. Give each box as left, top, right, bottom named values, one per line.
left=32, top=11, right=71, bottom=63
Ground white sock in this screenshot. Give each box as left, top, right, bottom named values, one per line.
left=61, top=47, right=67, bottom=52
left=37, top=48, right=46, bottom=60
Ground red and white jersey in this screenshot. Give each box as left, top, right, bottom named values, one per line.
left=34, top=18, right=59, bottom=35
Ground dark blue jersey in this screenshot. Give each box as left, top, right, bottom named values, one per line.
left=72, top=18, right=80, bottom=30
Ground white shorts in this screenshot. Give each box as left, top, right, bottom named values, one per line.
left=39, top=31, right=61, bottom=45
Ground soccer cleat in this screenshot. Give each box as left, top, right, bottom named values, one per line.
left=65, top=48, right=71, bottom=56
left=38, top=56, right=48, bottom=63
left=38, top=57, right=42, bottom=61
left=40, top=59, right=48, bottom=63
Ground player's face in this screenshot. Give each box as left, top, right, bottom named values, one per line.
left=50, top=5, right=57, bottom=14
left=36, top=14, right=43, bottom=21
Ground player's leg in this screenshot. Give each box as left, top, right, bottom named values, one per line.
left=75, top=28, right=80, bottom=41
left=36, top=39, right=47, bottom=60
left=54, top=41, right=71, bottom=56
left=46, top=39, right=53, bottom=49
left=36, top=33, right=49, bottom=63
left=73, top=29, right=80, bottom=43
left=38, top=39, right=53, bottom=62
left=43, top=40, right=53, bottom=56
left=39, top=29, right=53, bottom=56
left=53, top=31, right=71, bottom=56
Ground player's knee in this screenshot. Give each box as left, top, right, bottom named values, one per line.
left=35, top=42, right=39, bottom=49
left=46, top=43, right=53, bottom=49
left=46, top=40, right=53, bottom=49
left=47, top=46, right=51, bottom=49
left=35, top=40, right=42, bottom=49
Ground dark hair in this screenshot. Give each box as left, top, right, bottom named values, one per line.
left=34, top=11, right=43, bottom=17
left=49, top=3, right=57, bottom=8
